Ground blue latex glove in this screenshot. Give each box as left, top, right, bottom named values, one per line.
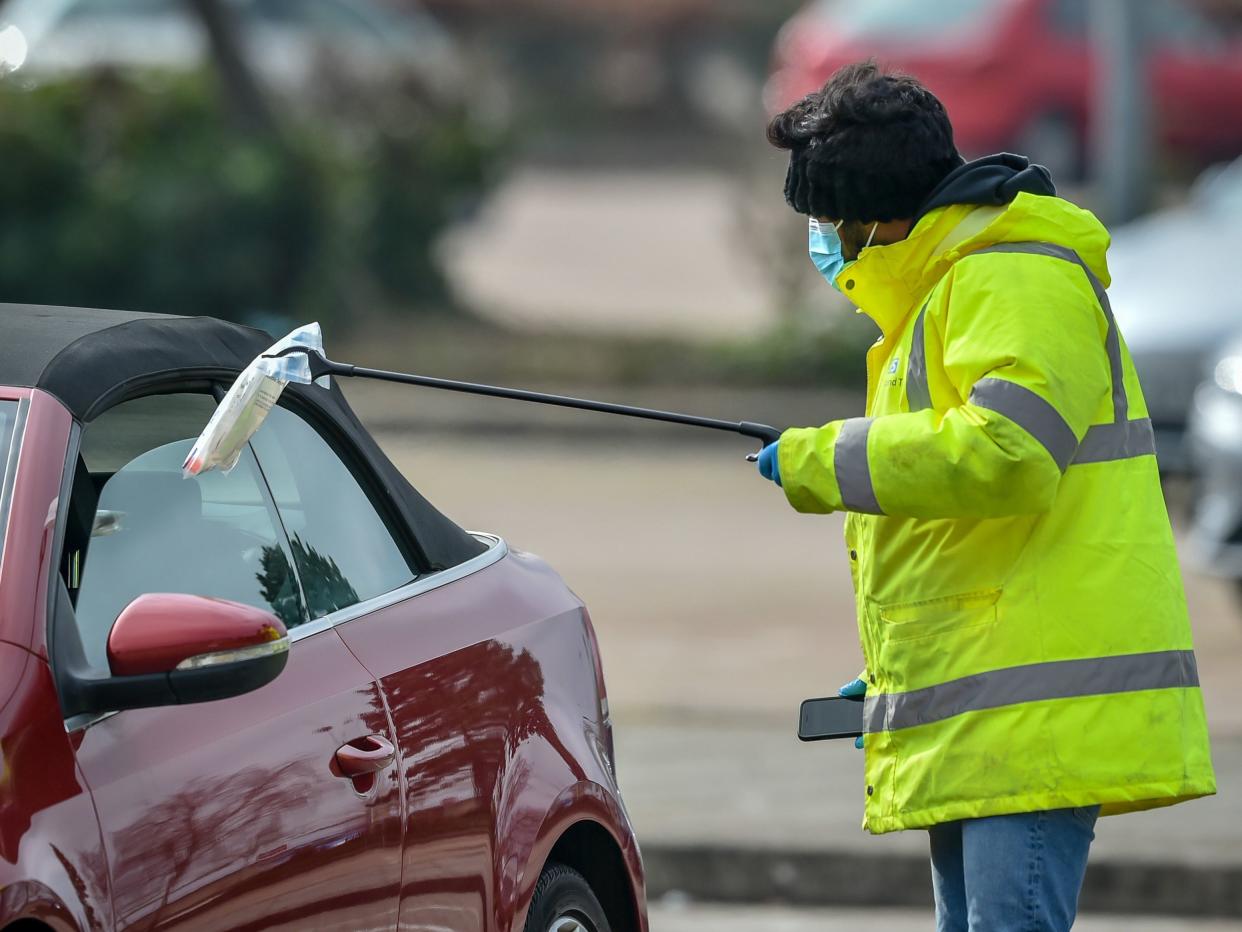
left=756, top=442, right=781, bottom=486
left=839, top=677, right=866, bottom=749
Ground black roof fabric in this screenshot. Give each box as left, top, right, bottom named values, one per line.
left=0, top=305, right=178, bottom=398
left=1, top=303, right=485, bottom=571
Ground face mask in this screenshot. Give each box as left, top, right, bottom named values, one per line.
left=808, top=219, right=879, bottom=292
left=808, top=218, right=846, bottom=291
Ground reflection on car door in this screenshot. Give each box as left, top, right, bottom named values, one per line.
left=74, top=629, right=403, bottom=930
left=243, top=403, right=597, bottom=929
left=63, top=392, right=404, bottom=930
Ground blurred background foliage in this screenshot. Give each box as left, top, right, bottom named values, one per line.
left=0, top=62, right=499, bottom=328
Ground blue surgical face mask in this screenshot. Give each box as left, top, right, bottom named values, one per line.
left=808, top=218, right=846, bottom=291
left=808, top=219, right=878, bottom=292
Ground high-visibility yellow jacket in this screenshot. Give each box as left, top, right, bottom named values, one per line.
left=778, top=192, right=1216, bottom=834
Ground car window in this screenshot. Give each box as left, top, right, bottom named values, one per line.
left=71, top=393, right=305, bottom=672
left=247, top=404, right=415, bottom=619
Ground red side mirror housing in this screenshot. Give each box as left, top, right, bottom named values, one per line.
left=108, top=593, right=288, bottom=677
left=50, top=592, right=295, bottom=716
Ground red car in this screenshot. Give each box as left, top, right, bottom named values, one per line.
left=0, top=306, right=647, bottom=931
left=766, top=0, right=1242, bottom=177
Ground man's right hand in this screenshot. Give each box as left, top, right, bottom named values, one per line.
left=839, top=677, right=866, bottom=749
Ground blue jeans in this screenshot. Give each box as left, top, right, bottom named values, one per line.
left=929, top=807, right=1100, bottom=932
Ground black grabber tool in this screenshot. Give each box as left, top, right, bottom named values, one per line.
left=267, top=345, right=784, bottom=457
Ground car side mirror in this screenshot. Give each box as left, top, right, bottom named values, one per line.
left=61, top=593, right=289, bottom=719
left=108, top=592, right=289, bottom=695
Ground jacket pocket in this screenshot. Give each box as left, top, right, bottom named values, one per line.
left=877, top=588, right=1002, bottom=643
left=871, top=587, right=1003, bottom=697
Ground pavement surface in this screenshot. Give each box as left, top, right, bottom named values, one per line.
left=370, top=426, right=1242, bottom=919
left=616, top=724, right=1242, bottom=866
left=438, top=167, right=782, bottom=340
left=647, top=902, right=1242, bottom=931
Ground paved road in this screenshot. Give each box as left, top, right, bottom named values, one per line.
left=614, top=723, right=1242, bottom=866
left=438, top=167, right=788, bottom=340
left=648, top=902, right=1242, bottom=931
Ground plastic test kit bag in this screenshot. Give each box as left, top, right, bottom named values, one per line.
left=183, top=322, right=330, bottom=478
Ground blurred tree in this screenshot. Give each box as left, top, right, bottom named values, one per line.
left=0, top=69, right=498, bottom=328
left=183, top=0, right=281, bottom=141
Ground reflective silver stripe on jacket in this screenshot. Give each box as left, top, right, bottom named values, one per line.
left=834, top=417, right=884, bottom=514
left=905, top=303, right=932, bottom=412
left=862, top=649, right=1198, bottom=733
left=1073, top=416, right=1156, bottom=464
left=904, top=240, right=1154, bottom=466
left=969, top=378, right=1078, bottom=472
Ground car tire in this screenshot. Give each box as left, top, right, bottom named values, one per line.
left=523, top=863, right=613, bottom=932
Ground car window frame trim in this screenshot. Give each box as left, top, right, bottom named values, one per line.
left=288, top=532, right=507, bottom=644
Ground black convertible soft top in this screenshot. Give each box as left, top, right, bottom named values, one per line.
left=1, top=303, right=486, bottom=571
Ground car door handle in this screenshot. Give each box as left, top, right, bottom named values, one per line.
left=334, top=735, right=396, bottom=778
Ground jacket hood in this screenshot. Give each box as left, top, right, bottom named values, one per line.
left=839, top=156, right=1110, bottom=334
left=912, top=153, right=1056, bottom=226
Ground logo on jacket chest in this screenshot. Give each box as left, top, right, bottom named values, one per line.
left=883, top=351, right=903, bottom=388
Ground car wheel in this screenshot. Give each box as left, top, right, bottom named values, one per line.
left=523, top=863, right=613, bottom=932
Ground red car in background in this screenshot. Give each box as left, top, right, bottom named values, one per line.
left=0, top=306, right=646, bottom=931
left=766, top=0, right=1242, bottom=177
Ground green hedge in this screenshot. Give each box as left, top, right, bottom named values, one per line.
left=0, top=70, right=496, bottom=328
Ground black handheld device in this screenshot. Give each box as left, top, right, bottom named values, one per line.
left=798, top=695, right=865, bottom=742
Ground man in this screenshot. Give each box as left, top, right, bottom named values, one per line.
left=757, top=61, right=1216, bottom=931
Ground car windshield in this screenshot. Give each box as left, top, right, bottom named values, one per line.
left=0, top=400, right=24, bottom=571
left=820, top=0, right=1001, bottom=40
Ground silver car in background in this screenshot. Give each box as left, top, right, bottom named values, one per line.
left=1108, top=158, right=1242, bottom=473
left=1187, top=334, right=1242, bottom=594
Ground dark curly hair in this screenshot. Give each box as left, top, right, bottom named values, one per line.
left=767, top=60, right=963, bottom=222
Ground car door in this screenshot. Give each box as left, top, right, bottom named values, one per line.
left=62, top=391, right=406, bottom=931
left=241, top=401, right=583, bottom=931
